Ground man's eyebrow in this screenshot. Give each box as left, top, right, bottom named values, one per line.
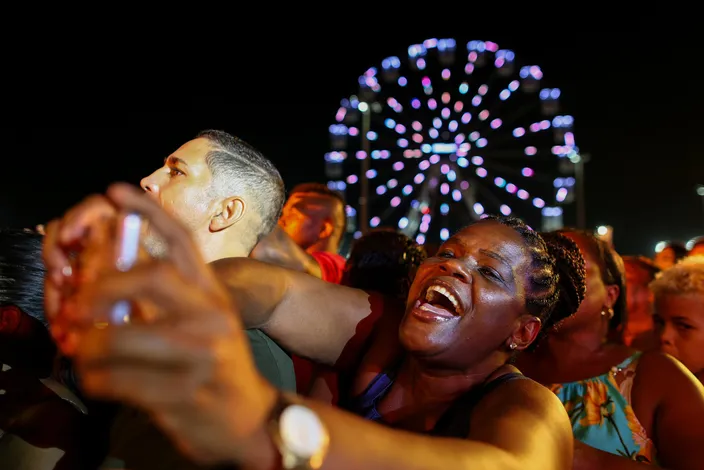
left=164, top=156, right=188, bottom=167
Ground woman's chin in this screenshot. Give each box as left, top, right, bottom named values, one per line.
left=399, top=314, right=456, bottom=356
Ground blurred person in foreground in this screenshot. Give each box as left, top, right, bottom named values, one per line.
left=43, top=183, right=584, bottom=470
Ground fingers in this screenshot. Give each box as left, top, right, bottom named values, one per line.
left=43, top=219, right=69, bottom=285
left=58, top=194, right=117, bottom=247
left=79, top=363, right=200, bottom=409
left=77, top=325, right=211, bottom=373
left=43, top=194, right=118, bottom=318
left=75, top=326, right=220, bottom=410
left=44, top=220, right=67, bottom=322
left=106, top=184, right=207, bottom=283
left=73, top=261, right=236, bottom=328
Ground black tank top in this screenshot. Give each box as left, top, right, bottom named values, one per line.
left=343, top=367, right=526, bottom=437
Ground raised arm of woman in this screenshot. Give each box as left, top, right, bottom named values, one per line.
left=212, top=257, right=402, bottom=370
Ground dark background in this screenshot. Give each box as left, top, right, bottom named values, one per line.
left=1, top=20, right=701, bottom=255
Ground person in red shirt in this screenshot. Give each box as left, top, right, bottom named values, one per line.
left=251, top=183, right=347, bottom=392
left=251, top=183, right=347, bottom=284
left=621, top=255, right=660, bottom=349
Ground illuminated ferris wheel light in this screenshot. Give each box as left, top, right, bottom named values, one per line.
left=326, top=38, right=578, bottom=243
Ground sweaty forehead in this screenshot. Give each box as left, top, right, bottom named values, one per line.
left=450, top=221, right=529, bottom=264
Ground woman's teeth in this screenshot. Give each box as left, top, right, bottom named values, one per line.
left=424, top=285, right=461, bottom=315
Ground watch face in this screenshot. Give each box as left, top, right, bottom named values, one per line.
left=280, top=405, right=326, bottom=458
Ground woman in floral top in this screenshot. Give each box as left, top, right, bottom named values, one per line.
left=517, top=230, right=704, bottom=470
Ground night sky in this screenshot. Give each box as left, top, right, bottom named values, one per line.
left=1, top=21, right=700, bottom=256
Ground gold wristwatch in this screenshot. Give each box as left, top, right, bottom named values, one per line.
left=267, top=394, right=329, bottom=469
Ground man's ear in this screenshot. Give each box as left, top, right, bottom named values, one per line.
left=209, top=197, right=246, bottom=232
left=318, top=219, right=334, bottom=239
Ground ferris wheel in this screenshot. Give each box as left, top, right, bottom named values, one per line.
left=325, top=38, right=579, bottom=248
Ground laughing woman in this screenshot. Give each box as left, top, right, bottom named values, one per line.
left=45, top=186, right=587, bottom=470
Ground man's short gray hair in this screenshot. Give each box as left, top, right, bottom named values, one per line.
left=196, top=130, right=285, bottom=246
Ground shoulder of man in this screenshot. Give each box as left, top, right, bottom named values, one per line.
left=245, top=328, right=296, bottom=393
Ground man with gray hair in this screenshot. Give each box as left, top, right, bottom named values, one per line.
left=140, top=129, right=285, bottom=262
left=100, top=130, right=293, bottom=469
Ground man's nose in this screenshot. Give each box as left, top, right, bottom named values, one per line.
left=140, top=172, right=161, bottom=197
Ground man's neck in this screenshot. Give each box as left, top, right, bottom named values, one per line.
left=201, top=242, right=249, bottom=264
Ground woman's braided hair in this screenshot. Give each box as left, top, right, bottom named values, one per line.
left=483, top=216, right=586, bottom=330
left=555, top=229, right=626, bottom=329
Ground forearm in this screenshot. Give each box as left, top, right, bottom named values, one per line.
left=212, top=257, right=379, bottom=367
left=242, top=394, right=525, bottom=470
left=211, top=257, right=291, bottom=328
left=573, top=441, right=665, bottom=470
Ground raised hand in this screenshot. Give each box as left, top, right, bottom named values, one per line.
left=43, top=194, right=120, bottom=355
left=45, top=183, right=277, bottom=465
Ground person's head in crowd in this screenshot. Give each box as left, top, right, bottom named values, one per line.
left=278, top=183, right=346, bottom=254
left=546, top=229, right=626, bottom=341
left=689, top=237, right=704, bottom=257
left=400, top=216, right=586, bottom=369
left=140, top=129, right=285, bottom=261
left=654, top=241, right=688, bottom=271
left=621, top=255, right=660, bottom=347
left=0, top=229, right=55, bottom=375
left=342, top=229, right=426, bottom=300
left=650, top=255, right=704, bottom=380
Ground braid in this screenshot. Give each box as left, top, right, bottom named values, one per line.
left=482, top=216, right=586, bottom=333
left=556, top=229, right=625, bottom=329
left=539, top=232, right=587, bottom=326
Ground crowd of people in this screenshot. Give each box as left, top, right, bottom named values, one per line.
left=1, top=129, right=703, bottom=469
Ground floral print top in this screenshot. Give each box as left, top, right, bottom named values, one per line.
left=550, top=352, right=656, bottom=464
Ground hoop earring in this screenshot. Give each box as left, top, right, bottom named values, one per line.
left=601, top=308, right=614, bottom=319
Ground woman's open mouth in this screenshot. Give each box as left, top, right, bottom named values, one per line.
left=411, top=280, right=465, bottom=322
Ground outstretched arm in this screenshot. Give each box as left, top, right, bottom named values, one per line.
left=212, top=257, right=399, bottom=369
left=241, top=378, right=573, bottom=470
